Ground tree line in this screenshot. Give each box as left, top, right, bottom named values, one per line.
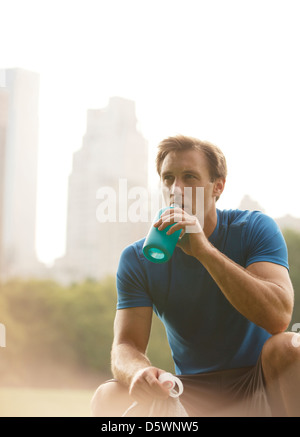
left=0, top=228, right=299, bottom=388
left=0, top=275, right=174, bottom=387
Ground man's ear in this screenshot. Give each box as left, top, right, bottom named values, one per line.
left=213, top=178, right=226, bottom=199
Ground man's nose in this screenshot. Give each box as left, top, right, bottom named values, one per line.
left=169, top=180, right=184, bottom=206
left=170, top=179, right=184, bottom=195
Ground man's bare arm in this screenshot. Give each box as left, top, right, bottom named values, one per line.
left=199, top=248, right=294, bottom=334
left=111, top=307, right=170, bottom=403
left=111, top=307, right=153, bottom=386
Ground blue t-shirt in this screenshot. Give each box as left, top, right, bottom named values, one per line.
left=116, top=209, right=289, bottom=375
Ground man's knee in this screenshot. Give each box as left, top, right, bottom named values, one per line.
left=91, top=380, right=131, bottom=417
left=262, top=331, right=300, bottom=378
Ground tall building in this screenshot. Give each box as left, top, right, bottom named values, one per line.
left=53, top=97, right=149, bottom=283
left=0, top=68, right=40, bottom=280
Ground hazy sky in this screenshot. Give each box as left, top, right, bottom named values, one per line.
left=1, top=0, right=300, bottom=264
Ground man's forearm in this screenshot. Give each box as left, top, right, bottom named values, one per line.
left=197, top=242, right=291, bottom=334
left=111, top=343, right=152, bottom=387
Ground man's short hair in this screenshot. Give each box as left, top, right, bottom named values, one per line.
left=156, top=135, right=227, bottom=201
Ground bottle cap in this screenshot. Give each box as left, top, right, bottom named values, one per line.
left=158, top=372, right=184, bottom=398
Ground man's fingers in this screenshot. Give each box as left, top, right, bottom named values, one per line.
left=130, top=369, right=170, bottom=403
left=154, top=208, right=185, bottom=227
left=143, top=373, right=170, bottom=399
left=155, top=213, right=187, bottom=230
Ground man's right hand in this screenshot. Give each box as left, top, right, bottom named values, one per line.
left=129, top=366, right=172, bottom=404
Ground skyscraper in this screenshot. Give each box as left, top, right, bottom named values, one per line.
left=0, top=68, right=40, bottom=280
left=53, top=97, right=149, bottom=283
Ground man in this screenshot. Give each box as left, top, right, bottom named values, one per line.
left=91, top=135, right=299, bottom=417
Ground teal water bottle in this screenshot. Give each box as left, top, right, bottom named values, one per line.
left=142, top=205, right=181, bottom=263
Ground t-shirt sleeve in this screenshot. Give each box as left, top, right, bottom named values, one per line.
left=244, top=212, right=289, bottom=270
left=116, top=244, right=153, bottom=309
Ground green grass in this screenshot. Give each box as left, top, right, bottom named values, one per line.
left=0, top=387, right=95, bottom=417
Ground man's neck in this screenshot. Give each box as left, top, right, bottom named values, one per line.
left=203, top=207, right=218, bottom=239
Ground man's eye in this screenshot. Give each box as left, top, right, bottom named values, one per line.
left=185, top=174, right=195, bottom=179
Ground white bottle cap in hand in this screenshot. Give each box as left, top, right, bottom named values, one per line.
left=158, top=372, right=184, bottom=398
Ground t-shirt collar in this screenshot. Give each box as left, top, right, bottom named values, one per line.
left=208, top=208, right=220, bottom=245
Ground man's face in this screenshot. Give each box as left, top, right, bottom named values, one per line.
left=160, top=149, right=220, bottom=216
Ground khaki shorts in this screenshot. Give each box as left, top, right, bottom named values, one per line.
left=177, top=356, right=272, bottom=417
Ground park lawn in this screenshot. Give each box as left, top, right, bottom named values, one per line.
left=0, top=387, right=94, bottom=417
